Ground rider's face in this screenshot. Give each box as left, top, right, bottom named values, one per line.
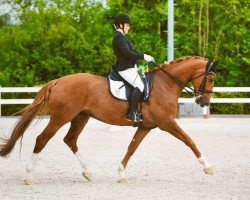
left=123, top=23, right=130, bottom=34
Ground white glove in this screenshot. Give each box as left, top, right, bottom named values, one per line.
left=144, top=54, right=155, bottom=62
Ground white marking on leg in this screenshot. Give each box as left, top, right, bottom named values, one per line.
left=198, top=156, right=211, bottom=168
left=75, top=151, right=91, bottom=181
left=75, top=151, right=89, bottom=171
left=25, top=153, right=39, bottom=183
left=118, top=163, right=126, bottom=180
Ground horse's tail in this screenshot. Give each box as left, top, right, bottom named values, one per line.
left=0, top=80, right=57, bottom=157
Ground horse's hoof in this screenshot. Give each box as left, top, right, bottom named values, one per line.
left=82, top=171, right=92, bottom=181
left=24, top=178, right=33, bottom=185
left=203, top=167, right=214, bottom=175
left=118, top=178, right=128, bottom=184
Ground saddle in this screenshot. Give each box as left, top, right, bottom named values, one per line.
left=107, top=69, right=153, bottom=101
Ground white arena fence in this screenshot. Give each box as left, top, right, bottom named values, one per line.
left=0, top=87, right=250, bottom=117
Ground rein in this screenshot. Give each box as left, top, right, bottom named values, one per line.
left=153, top=61, right=214, bottom=97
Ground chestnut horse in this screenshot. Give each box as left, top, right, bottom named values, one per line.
left=0, top=56, right=217, bottom=184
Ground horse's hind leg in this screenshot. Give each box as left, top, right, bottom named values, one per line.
left=63, top=112, right=91, bottom=181
left=159, top=119, right=214, bottom=175
left=25, top=119, right=65, bottom=185
left=118, top=127, right=151, bottom=183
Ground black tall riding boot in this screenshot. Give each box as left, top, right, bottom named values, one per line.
left=127, top=87, right=143, bottom=122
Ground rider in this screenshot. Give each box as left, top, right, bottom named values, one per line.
left=112, top=13, right=155, bottom=123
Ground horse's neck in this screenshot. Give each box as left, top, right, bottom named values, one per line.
left=156, top=60, right=202, bottom=95
left=170, top=62, right=196, bottom=84
left=163, top=62, right=195, bottom=82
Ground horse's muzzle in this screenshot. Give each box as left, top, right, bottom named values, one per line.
left=195, top=96, right=210, bottom=107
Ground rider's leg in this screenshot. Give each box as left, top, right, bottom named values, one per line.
left=127, top=87, right=142, bottom=121
left=118, top=67, right=144, bottom=122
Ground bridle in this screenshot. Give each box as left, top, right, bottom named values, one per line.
left=153, top=60, right=217, bottom=97
left=190, top=61, right=217, bottom=96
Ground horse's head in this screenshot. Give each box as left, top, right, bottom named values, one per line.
left=192, top=60, right=219, bottom=107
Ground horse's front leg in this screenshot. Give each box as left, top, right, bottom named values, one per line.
left=118, top=127, right=151, bottom=183
left=159, top=118, right=214, bottom=174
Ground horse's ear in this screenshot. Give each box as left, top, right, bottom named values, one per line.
left=211, top=60, right=219, bottom=71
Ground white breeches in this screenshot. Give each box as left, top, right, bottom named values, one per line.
left=118, top=67, right=144, bottom=92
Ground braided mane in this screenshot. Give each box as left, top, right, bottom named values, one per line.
left=169, top=56, right=207, bottom=64
left=151, top=56, right=208, bottom=72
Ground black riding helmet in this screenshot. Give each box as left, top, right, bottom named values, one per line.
left=114, top=13, right=131, bottom=29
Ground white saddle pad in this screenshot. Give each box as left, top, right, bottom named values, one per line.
left=108, top=77, right=129, bottom=101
